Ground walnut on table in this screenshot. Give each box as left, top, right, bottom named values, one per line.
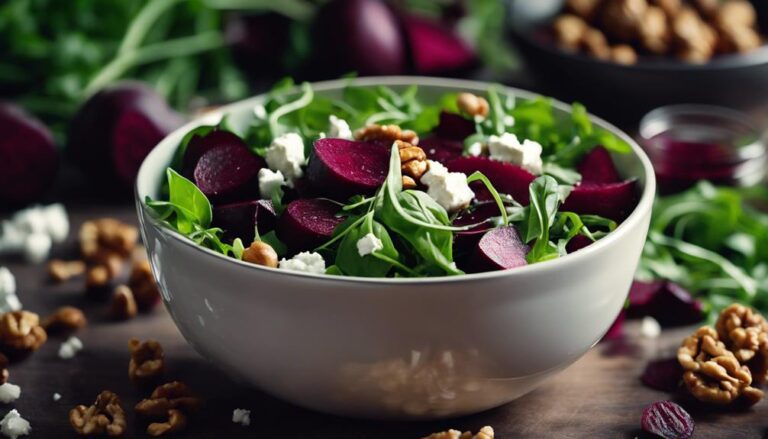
left=69, top=390, right=127, bottom=437
left=110, top=286, right=137, bottom=321
left=716, top=304, right=768, bottom=384
left=147, top=409, right=187, bottom=437
left=128, top=338, right=165, bottom=386
left=48, top=260, right=86, bottom=283
left=0, top=310, right=47, bottom=357
left=128, top=260, right=160, bottom=311
left=136, top=381, right=203, bottom=437
left=423, top=426, right=494, bottom=439
left=42, top=306, right=87, bottom=334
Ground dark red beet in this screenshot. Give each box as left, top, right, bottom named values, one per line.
left=193, top=142, right=264, bottom=202
left=227, top=13, right=291, bottom=77
left=313, top=0, right=406, bottom=76
left=400, top=14, right=476, bottom=74
left=420, top=136, right=464, bottom=165
left=307, top=138, right=390, bottom=201
left=627, top=281, right=704, bottom=327
left=578, top=146, right=621, bottom=184
left=469, top=226, right=528, bottom=273
left=212, top=200, right=276, bottom=245
left=68, top=81, right=184, bottom=189
left=642, top=358, right=683, bottom=392
left=561, top=180, right=638, bottom=221
left=276, top=198, right=345, bottom=253
left=566, top=234, right=594, bottom=253
left=447, top=156, right=536, bottom=205
left=452, top=202, right=499, bottom=255
left=434, top=111, right=475, bottom=141
left=183, top=130, right=245, bottom=177
left=602, top=309, right=626, bottom=341
left=641, top=401, right=694, bottom=439
left=0, top=102, right=58, bottom=205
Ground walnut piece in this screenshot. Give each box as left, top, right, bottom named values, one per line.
left=129, top=338, right=165, bottom=386
left=80, top=219, right=139, bottom=260
left=395, top=140, right=428, bottom=184
left=610, top=44, right=639, bottom=64
left=716, top=304, right=768, bottom=384
left=456, top=93, right=489, bottom=118
left=553, top=14, right=589, bottom=50
left=354, top=124, right=419, bottom=146
left=135, top=381, right=204, bottom=418
left=69, top=390, right=127, bottom=437
left=678, top=326, right=763, bottom=405
left=42, top=306, right=87, bottom=334
left=639, top=5, right=671, bottom=54
left=48, top=260, right=86, bottom=283
left=110, top=286, right=137, bottom=321
left=147, top=409, right=187, bottom=437
left=242, top=241, right=278, bottom=268
left=423, top=426, right=494, bottom=439
left=128, top=260, right=160, bottom=311
left=0, top=311, right=47, bottom=355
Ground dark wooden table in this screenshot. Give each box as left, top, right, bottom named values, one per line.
left=0, top=203, right=765, bottom=439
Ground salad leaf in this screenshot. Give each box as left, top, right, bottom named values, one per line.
left=522, top=176, right=561, bottom=263
left=334, top=214, right=402, bottom=277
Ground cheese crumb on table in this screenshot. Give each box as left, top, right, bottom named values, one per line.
left=0, top=204, right=69, bottom=263
left=257, top=168, right=286, bottom=200
left=420, top=161, right=475, bottom=213
left=641, top=316, right=662, bottom=339
left=356, top=233, right=383, bottom=257
left=265, top=133, right=305, bottom=186
left=487, top=133, right=543, bottom=175
left=52, top=393, right=61, bottom=402
left=0, top=268, right=21, bottom=313
left=58, top=336, right=84, bottom=360
left=278, top=252, right=326, bottom=274
left=327, top=115, right=353, bottom=140
left=232, top=408, right=251, bottom=427
left=0, top=383, right=20, bottom=404
left=0, top=409, right=30, bottom=439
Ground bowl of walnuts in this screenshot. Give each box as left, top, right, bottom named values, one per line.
left=507, top=0, right=768, bottom=119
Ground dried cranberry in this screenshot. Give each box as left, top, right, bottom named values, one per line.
left=641, top=358, right=683, bottom=392
left=641, top=401, right=694, bottom=439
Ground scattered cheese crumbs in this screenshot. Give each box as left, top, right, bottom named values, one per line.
left=264, top=133, right=305, bottom=186
left=278, top=252, right=326, bottom=274
left=232, top=408, right=251, bottom=427
left=356, top=233, right=383, bottom=257
left=22, top=233, right=51, bottom=264
left=0, top=384, right=20, bottom=404
left=487, top=133, right=543, bottom=175
left=640, top=316, right=662, bottom=339
left=257, top=168, right=286, bottom=200
left=0, top=268, right=21, bottom=313
left=420, top=161, right=475, bottom=213
left=327, top=115, right=353, bottom=140
left=0, top=409, right=30, bottom=439
left=0, top=204, right=69, bottom=263
left=467, top=141, right=484, bottom=157
left=52, top=393, right=61, bottom=402
left=58, top=336, right=84, bottom=360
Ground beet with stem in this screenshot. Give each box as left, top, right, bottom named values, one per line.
left=212, top=200, right=277, bottom=245
left=307, top=138, right=390, bottom=201
left=276, top=198, right=345, bottom=254
left=193, top=141, right=264, bottom=202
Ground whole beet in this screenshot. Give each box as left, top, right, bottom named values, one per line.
left=0, top=102, right=58, bottom=205
left=68, top=81, right=184, bottom=189
left=313, top=0, right=407, bottom=76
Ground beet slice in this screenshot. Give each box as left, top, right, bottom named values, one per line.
left=447, top=156, right=536, bottom=205
left=578, top=146, right=621, bottom=184
left=468, top=226, right=528, bottom=273
left=627, top=280, right=704, bottom=327
left=212, top=199, right=276, bottom=245
left=183, top=130, right=245, bottom=177
left=565, top=234, right=594, bottom=253
left=433, top=111, right=475, bottom=141
left=561, top=180, right=638, bottom=221
left=276, top=198, right=345, bottom=253
left=641, top=401, right=694, bottom=439
left=400, top=14, right=476, bottom=74
left=0, top=102, right=58, bottom=205
left=193, top=142, right=264, bottom=202
left=307, top=138, right=390, bottom=201
left=452, top=202, right=499, bottom=255
left=420, top=136, right=464, bottom=165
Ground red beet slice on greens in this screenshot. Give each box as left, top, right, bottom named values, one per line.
left=578, top=146, right=621, bottom=184
left=434, top=111, right=475, bottom=141
left=0, top=102, right=58, bottom=205
left=212, top=200, right=276, bottom=245
left=468, top=226, right=528, bottom=273
left=183, top=130, right=246, bottom=177
left=420, top=136, right=464, bottom=165
left=276, top=198, right=345, bottom=253
left=561, top=179, right=638, bottom=221
left=400, top=14, right=476, bottom=74
left=565, top=234, right=594, bottom=253
left=452, top=201, right=499, bottom=255
left=627, top=280, right=704, bottom=327
left=307, top=138, right=390, bottom=201
left=641, top=401, right=694, bottom=439
left=641, top=358, right=684, bottom=392
left=193, top=141, right=264, bottom=202
left=447, top=156, right=536, bottom=205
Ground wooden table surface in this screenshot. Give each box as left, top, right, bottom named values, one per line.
left=0, top=202, right=764, bottom=439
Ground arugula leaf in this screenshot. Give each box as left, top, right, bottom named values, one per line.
left=335, top=214, right=401, bottom=277
left=167, top=168, right=212, bottom=228
left=522, top=176, right=561, bottom=263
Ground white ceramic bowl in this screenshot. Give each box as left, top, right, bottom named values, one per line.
left=135, top=77, right=656, bottom=420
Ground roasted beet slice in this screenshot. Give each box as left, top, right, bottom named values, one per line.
left=400, top=14, right=476, bottom=74
left=434, top=111, right=475, bottom=141
left=452, top=202, right=499, bottom=255
left=307, top=138, right=390, bottom=201
left=561, top=180, right=638, bottom=221
left=212, top=200, right=276, bottom=245
left=641, top=358, right=683, bottom=392
left=447, top=156, right=536, bottom=205
left=420, top=136, right=464, bottom=165
left=0, top=102, right=58, bottom=205
left=641, top=401, right=694, bottom=439
left=193, top=142, right=264, bottom=202
left=566, top=234, right=594, bottom=253
left=276, top=198, right=345, bottom=253
left=183, top=130, right=245, bottom=176
left=468, top=226, right=528, bottom=273
left=627, top=280, right=704, bottom=327
left=578, top=146, right=621, bottom=184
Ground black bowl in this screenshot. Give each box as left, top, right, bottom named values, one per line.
left=506, top=0, right=768, bottom=123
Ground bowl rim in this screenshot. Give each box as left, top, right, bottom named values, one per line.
left=136, top=76, right=656, bottom=285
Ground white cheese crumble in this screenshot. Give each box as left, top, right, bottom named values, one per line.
left=257, top=168, right=285, bottom=200
left=232, top=408, right=251, bottom=427
left=640, top=316, right=662, bottom=339
left=0, top=268, right=21, bottom=313
left=419, top=161, right=475, bottom=213
left=327, top=115, right=353, bottom=140
left=22, top=233, right=51, bottom=264
left=0, top=383, right=20, bottom=404
left=487, top=133, right=543, bottom=175
left=278, top=252, right=326, bottom=274
left=58, top=336, right=83, bottom=360
left=356, top=233, right=383, bottom=257
left=0, top=204, right=69, bottom=263
left=52, top=393, right=61, bottom=402
left=467, top=141, right=484, bottom=157
left=0, top=409, right=30, bottom=439
left=265, top=133, right=305, bottom=186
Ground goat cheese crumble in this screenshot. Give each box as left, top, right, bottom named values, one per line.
left=640, top=316, right=662, bottom=339
left=356, top=233, right=383, bottom=257
left=265, top=133, right=305, bottom=186
left=232, top=408, right=251, bottom=427
left=278, top=252, right=326, bottom=274
left=0, top=383, right=20, bottom=404
left=257, top=168, right=285, bottom=200
left=0, top=409, right=30, bottom=439
left=327, top=115, right=353, bottom=140
left=0, top=204, right=69, bottom=263
left=58, top=336, right=83, bottom=360
left=52, top=393, right=61, bottom=402
left=487, top=133, right=543, bottom=175
left=467, top=141, right=484, bottom=157
left=419, top=161, right=475, bottom=213
left=0, top=268, right=21, bottom=313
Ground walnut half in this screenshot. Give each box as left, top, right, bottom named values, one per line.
left=128, top=338, right=165, bottom=386
left=136, top=382, right=203, bottom=436
left=69, top=390, right=127, bottom=437
left=0, top=311, right=47, bottom=357
left=716, top=304, right=768, bottom=384
left=423, top=426, right=494, bottom=439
